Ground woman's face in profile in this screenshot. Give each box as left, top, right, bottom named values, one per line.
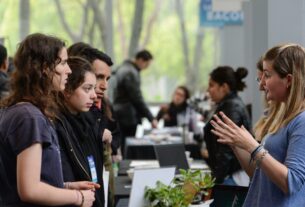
left=65, top=72, right=97, bottom=114
left=172, top=88, right=186, bottom=106
left=52, top=47, right=71, bottom=91
left=207, top=78, right=227, bottom=104
left=263, top=60, right=290, bottom=102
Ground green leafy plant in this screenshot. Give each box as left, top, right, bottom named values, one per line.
left=144, top=169, right=215, bottom=207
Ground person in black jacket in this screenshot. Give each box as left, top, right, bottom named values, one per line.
left=67, top=42, right=121, bottom=157
left=67, top=42, right=120, bottom=206
left=157, top=86, right=190, bottom=127
left=112, top=50, right=158, bottom=154
left=204, top=66, right=251, bottom=185
left=55, top=57, right=105, bottom=207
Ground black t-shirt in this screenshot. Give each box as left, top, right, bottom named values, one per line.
left=0, top=103, right=64, bottom=207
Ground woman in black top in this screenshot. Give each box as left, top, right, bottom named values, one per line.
left=204, top=66, right=251, bottom=185
left=157, top=86, right=190, bottom=127
left=55, top=57, right=105, bottom=207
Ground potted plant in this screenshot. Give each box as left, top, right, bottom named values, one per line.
left=144, top=169, right=215, bottom=207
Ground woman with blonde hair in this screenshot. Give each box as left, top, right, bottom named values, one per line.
left=211, top=44, right=305, bottom=206
left=253, top=56, right=283, bottom=143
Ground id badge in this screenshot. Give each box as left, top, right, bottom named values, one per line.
left=87, top=155, right=98, bottom=183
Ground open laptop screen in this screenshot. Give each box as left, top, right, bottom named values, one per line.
left=154, top=144, right=189, bottom=172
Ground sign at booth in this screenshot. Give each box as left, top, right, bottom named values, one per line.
left=200, top=0, right=244, bottom=27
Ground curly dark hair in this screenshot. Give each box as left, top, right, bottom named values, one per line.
left=1, top=33, right=66, bottom=119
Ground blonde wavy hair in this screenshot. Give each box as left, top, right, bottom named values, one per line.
left=262, top=44, right=305, bottom=134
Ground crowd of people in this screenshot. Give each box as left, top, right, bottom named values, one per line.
left=1, top=33, right=305, bottom=207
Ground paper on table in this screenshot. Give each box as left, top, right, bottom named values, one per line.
left=190, top=161, right=210, bottom=170
left=128, top=167, right=176, bottom=207
left=130, top=160, right=159, bottom=168
left=103, top=171, right=109, bottom=207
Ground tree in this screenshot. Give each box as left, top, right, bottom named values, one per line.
left=116, top=0, right=128, bottom=58
left=175, top=0, right=205, bottom=93
left=117, top=0, right=161, bottom=59
left=54, top=0, right=89, bottom=43
left=89, top=0, right=114, bottom=58
left=128, top=0, right=145, bottom=57
left=103, top=0, right=114, bottom=59
left=140, top=0, right=162, bottom=50
left=19, top=0, right=30, bottom=41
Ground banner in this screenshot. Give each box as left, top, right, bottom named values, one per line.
left=200, top=0, right=244, bottom=27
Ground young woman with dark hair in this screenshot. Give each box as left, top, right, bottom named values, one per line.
left=55, top=56, right=106, bottom=207
left=0, top=33, right=96, bottom=207
left=204, top=66, right=251, bottom=186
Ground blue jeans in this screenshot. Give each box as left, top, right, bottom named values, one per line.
left=222, top=176, right=237, bottom=186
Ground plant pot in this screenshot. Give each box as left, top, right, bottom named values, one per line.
left=202, top=188, right=213, bottom=201
left=183, top=181, right=198, bottom=204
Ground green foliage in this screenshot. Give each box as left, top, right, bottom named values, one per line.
left=0, top=0, right=216, bottom=102
left=144, top=169, right=215, bottom=207
left=145, top=181, right=187, bottom=207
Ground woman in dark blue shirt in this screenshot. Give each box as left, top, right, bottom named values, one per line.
left=0, top=33, right=97, bottom=207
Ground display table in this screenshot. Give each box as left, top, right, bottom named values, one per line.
left=124, top=137, right=202, bottom=159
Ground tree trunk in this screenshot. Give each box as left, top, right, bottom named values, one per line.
left=128, top=0, right=145, bottom=58
left=140, top=0, right=162, bottom=50
left=175, top=0, right=192, bottom=90
left=104, top=0, right=114, bottom=59
left=191, top=27, right=204, bottom=93
left=54, top=0, right=89, bottom=42
left=116, top=0, right=128, bottom=58
left=88, top=18, right=96, bottom=45
left=19, top=0, right=30, bottom=41
left=176, top=0, right=204, bottom=93
left=89, top=0, right=107, bottom=50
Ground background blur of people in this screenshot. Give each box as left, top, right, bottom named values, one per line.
left=0, top=44, right=9, bottom=99
left=157, top=86, right=190, bottom=127
left=156, top=85, right=202, bottom=142
left=112, top=49, right=157, bottom=155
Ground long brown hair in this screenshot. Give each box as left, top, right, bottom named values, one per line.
left=1, top=33, right=66, bottom=119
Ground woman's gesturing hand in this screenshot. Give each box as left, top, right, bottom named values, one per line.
left=210, top=111, right=259, bottom=153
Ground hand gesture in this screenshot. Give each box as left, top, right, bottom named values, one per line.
left=151, top=119, right=158, bottom=128
left=210, top=111, right=258, bottom=153
left=102, top=129, right=112, bottom=144
left=69, top=181, right=100, bottom=191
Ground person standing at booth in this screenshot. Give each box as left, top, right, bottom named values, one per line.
left=112, top=50, right=157, bottom=154
left=211, top=44, right=305, bottom=206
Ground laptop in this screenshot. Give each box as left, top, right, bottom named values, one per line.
left=154, top=144, right=189, bottom=173
left=210, top=184, right=249, bottom=207
left=128, top=167, right=175, bottom=207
